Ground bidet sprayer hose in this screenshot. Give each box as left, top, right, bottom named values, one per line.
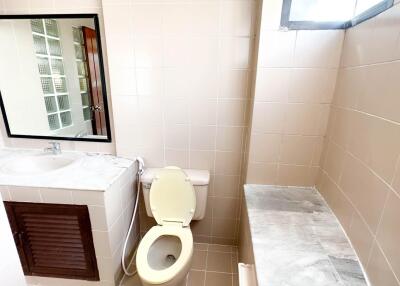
left=121, top=156, right=145, bottom=276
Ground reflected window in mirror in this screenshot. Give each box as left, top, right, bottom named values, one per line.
left=0, top=14, right=111, bottom=142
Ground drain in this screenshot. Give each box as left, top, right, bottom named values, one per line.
left=166, top=254, right=176, bottom=263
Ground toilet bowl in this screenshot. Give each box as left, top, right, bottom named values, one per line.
left=136, top=167, right=198, bottom=286
left=136, top=225, right=193, bottom=286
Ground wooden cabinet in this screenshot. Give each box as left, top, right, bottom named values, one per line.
left=4, top=202, right=99, bottom=281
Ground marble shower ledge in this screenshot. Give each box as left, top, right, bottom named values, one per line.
left=244, top=184, right=368, bottom=286
left=0, top=148, right=133, bottom=191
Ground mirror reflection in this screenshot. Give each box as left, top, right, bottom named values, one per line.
left=0, top=16, right=110, bottom=141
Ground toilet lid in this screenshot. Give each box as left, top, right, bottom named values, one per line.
left=149, top=167, right=196, bottom=227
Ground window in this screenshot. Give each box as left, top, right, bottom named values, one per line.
left=281, top=0, right=393, bottom=30
left=72, top=27, right=91, bottom=121
left=31, top=19, right=73, bottom=130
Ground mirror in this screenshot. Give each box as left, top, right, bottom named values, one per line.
left=0, top=15, right=111, bottom=142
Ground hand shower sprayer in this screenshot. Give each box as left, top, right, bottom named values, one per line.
left=121, top=157, right=145, bottom=276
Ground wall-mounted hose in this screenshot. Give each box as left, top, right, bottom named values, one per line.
left=121, top=157, right=144, bottom=276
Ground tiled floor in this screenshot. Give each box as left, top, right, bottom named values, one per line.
left=120, top=243, right=239, bottom=286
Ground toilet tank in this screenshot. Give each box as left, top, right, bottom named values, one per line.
left=140, top=168, right=210, bottom=220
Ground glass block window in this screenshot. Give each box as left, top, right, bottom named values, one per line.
left=73, top=26, right=92, bottom=121
left=31, top=19, right=73, bottom=131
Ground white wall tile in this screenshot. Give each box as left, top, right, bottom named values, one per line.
left=40, top=188, right=72, bottom=204
left=258, top=31, right=296, bottom=68
left=294, top=30, right=344, bottom=68
left=9, top=186, right=42, bottom=203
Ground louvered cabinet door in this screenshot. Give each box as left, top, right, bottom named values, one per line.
left=4, top=202, right=99, bottom=281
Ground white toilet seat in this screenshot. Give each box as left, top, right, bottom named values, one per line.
left=136, top=225, right=193, bottom=285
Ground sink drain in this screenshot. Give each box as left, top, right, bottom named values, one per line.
left=166, top=254, right=176, bottom=263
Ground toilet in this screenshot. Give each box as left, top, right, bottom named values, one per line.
left=136, top=167, right=210, bottom=286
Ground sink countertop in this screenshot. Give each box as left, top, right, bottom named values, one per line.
left=0, top=148, right=133, bottom=191
left=244, top=184, right=368, bottom=286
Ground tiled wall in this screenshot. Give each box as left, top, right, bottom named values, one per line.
left=102, top=0, right=257, bottom=245
left=317, top=2, right=400, bottom=285
left=245, top=0, right=344, bottom=186
left=0, top=0, right=115, bottom=154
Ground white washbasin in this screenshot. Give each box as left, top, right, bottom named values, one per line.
left=0, top=153, right=80, bottom=175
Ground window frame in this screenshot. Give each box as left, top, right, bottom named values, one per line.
left=280, top=0, right=394, bottom=30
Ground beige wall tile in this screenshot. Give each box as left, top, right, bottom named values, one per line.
left=318, top=176, right=354, bottom=231
left=213, top=175, right=240, bottom=198
left=255, top=68, right=290, bottom=102
left=348, top=212, right=374, bottom=267
left=212, top=197, right=239, bottom=220
left=252, top=102, right=285, bottom=133
left=333, top=67, right=366, bottom=109
left=165, top=124, right=189, bottom=150
left=212, top=218, right=237, bottom=238
left=165, top=149, right=189, bottom=169
left=359, top=62, right=400, bottom=123
left=258, top=30, right=296, bottom=68
left=216, top=127, right=244, bottom=153
left=284, top=103, right=330, bottom=136
left=288, top=68, right=337, bottom=104
left=190, top=126, right=217, bottom=150
left=294, top=30, right=343, bottom=68
left=248, top=133, right=281, bottom=163
left=189, top=99, right=217, bottom=125
left=217, top=100, right=246, bottom=127
left=280, top=135, right=317, bottom=165
left=246, top=162, right=278, bottom=184
left=377, top=191, right=400, bottom=278
left=277, top=165, right=313, bottom=186
left=215, top=151, right=242, bottom=176
left=367, top=241, right=400, bottom=286
left=340, top=154, right=389, bottom=232
left=190, top=150, right=215, bottom=173
left=323, top=141, right=345, bottom=182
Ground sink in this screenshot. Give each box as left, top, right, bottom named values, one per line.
left=0, top=153, right=80, bottom=175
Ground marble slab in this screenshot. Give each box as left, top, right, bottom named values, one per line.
left=244, top=184, right=368, bottom=286
left=0, top=148, right=133, bottom=191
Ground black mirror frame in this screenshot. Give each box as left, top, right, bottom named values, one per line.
left=0, top=14, right=112, bottom=143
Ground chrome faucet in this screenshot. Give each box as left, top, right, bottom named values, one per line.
left=44, top=141, right=61, bottom=155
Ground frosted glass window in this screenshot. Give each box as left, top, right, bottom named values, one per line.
left=54, top=77, right=67, bottom=93
left=57, top=94, right=70, bottom=111
left=81, top=93, right=90, bottom=106
left=74, top=44, right=84, bottom=60
left=47, top=39, right=62, bottom=56
left=44, top=96, right=57, bottom=113
left=282, top=0, right=393, bottom=29
left=31, top=19, right=44, bottom=34
left=33, top=35, right=47, bottom=54
left=44, top=19, right=59, bottom=37
left=48, top=114, right=60, bottom=130
left=60, top=111, right=72, bottom=127
left=79, top=78, right=88, bottom=92
left=76, top=61, right=86, bottom=76
left=289, top=0, right=355, bottom=22
left=50, top=59, right=64, bottom=75
left=31, top=19, right=73, bottom=131
left=72, top=27, right=83, bottom=44
left=37, top=57, right=51, bottom=75
left=83, top=107, right=91, bottom=121
left=40, top=77, right=54, bottom=94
